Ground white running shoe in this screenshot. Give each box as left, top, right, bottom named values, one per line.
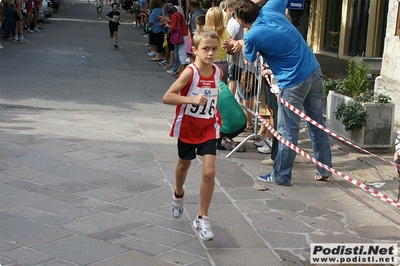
left=193, top=215, right=214, bottom=241
left=257, top=145, right=271, bottom=154
left=254, top=138, right=272, bottom=147
left=171, top=193, right=184, bottom=218
left=34, top=27, right=41, bottom=32
left=27, top=28, right=34, bottom=33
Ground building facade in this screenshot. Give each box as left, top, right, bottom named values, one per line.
left=305, top=0, right=399, bottom=127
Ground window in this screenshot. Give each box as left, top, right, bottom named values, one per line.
left=396, top=1, right=400, bottom=36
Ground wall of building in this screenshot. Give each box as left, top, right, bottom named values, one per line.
left=374, top=0, right=400, bottom=128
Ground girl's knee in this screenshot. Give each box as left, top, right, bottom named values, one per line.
left=202, top=169, right=215, bottom=180
left=177, top=160, right=191, bottom=172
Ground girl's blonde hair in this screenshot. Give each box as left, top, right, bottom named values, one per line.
left=192, top=29, right=220, bottom=48
left=204, top=7, right=225, bottom=37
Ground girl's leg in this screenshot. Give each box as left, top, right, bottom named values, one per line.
left=114, top=30, right=118, bottom=43
left=175, top=158, right=191, bottom=196
left=199, top=154, right=215, bottom=217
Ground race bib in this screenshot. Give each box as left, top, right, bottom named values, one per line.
left=185, top=87, right=218, bottom=119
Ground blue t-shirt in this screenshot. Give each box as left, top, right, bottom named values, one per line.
left=243, top=0, right=319, bottom=89
left=149, top=7, right=164, bottom=33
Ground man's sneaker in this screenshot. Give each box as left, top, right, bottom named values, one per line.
left=27, top=28, right=34, bottom=33
left=114, top=42, right=118, bottom=48
left=257, top=173, right=275, bottom=183
left=257, top=173, right=293, bottom=186
left=315, top=172, right=330, bottom=181
left=171, top=193, right=184, bottom=218
left=34, top=27, right=41, bottom=32
left=193, top=215, right=214, bottom=241
left=257, top=145, right=271, bottom=154
left=14, top=37, right=19, bottom=43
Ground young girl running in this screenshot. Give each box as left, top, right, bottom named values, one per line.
left=162, top=29, right=222, bottom=241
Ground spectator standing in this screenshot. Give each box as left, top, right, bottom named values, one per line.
left=163, top=3, right=188, bottom=76
left=204, top=6, right=229, bottom=83
left=223, top=0, right=243, bottom=94
left=162, top=29, right=222, bottom=241
left=194, top=13, right=205, bottom=29
left=187, top=0, right=205, bottom=38
left=26, top=0, right=41, bottom=33
left=3, top=0, right=15, bottom=41
left=232, top=0, right=332, bottom=186
left=53, top=0, right=60, bottom=13
left=148, top=0, right=164, bottom=61
left=106, top=2, right=122, bottom=48
left=13, top=0, right=27, bottom=42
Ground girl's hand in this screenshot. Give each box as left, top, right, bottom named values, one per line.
left=192, top=94, right=207, bottom=106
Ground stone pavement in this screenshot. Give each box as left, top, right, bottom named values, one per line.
left=1, top=109, right=399, bottom=266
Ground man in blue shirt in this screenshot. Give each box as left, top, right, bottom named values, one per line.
left=232, top=0, right=332, bottom=186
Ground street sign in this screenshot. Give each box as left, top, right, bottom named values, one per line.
left=286, top=0, right=304, bottom=10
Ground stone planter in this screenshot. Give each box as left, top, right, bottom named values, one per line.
left=326, top=91, right=395, bottom=148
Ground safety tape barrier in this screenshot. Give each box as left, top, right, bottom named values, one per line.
left=256, top=93, right=400, bottom=209
left=275, top=93, right=397, bottom=167
left=255, top=113, right=400, bottom=209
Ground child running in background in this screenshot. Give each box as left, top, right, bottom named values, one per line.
left=162, top=29, right=222, bottom=241
left=95, top=0, right=103, bottom=20
left=106, top=3, right=123, bottom=48
left=132, top=1, right=141, bottom=27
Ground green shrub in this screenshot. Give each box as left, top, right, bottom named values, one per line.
left=343, top=58, right=371, bottom=97
left=334, top=102, right=368, bottom=132
left=325, top=57, right=391, bottom=131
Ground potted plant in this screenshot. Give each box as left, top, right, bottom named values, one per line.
left=325, top=57, right=395, bottom=148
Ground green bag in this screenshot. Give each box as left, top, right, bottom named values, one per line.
left=217, top=81, right=247, bottom=135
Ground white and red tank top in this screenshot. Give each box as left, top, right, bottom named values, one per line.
left=170, top=63, right=221, bottom=144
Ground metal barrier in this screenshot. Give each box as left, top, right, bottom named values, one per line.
left=225, top=53, right=271, bottom=158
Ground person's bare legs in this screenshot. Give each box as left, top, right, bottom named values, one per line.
left=199, top=154, right=215, bottom=217
left=113, top=31, right=118, bottom=43
left=243, top=98, right=254, bottom=130
left=174, top=158, right=190, bottom=196
left=228, top=80, right=237, bottom=96
left=27, top=11, right=33, bottom=30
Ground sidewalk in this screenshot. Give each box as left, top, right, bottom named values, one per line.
left=1, top=109, right=399, bottom=266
